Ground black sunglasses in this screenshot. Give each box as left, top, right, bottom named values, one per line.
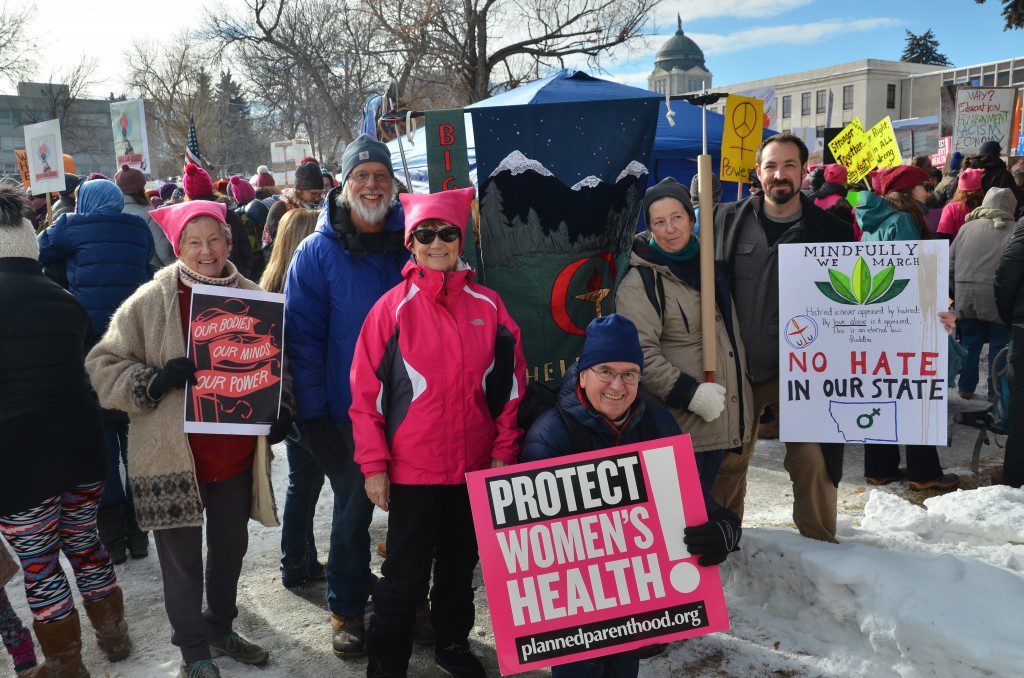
left=411, top=226, right=461, bottom=245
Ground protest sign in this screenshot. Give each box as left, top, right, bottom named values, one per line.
left=185, top=285, right=285, bottom=435
left=950, top=87, right=1016, bottom=155
left=827, top=118, right=875, bottom=183
left=109, top=99, right=151, bottom=175
left=778, top=241, right=948, bottom=446
left=467, top=435, right=729, bottom=675
left=720, top=94, right=764, bottom=184
left=22, top=119, right=65, bottom=195
left=929, top=136, right=951, bottom=168
left=13, top=150, right=29, bottom=188
left=866, top=117, right=902, bottom=169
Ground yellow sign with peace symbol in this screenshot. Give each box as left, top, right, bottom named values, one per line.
left=720, top=94, right=765, bottom=184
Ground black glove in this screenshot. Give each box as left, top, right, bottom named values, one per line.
left=683, top=507, right=742, bottom=567
left=268, top=409, right=294, bottom=445
left=301, top=417, right=347, bottom=477
left=148, top=357, right=197, bottom=400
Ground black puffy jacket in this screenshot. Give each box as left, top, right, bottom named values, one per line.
left=994, top=217, right=1024, bottom=325
left=0, top=257, right=106, bottom=514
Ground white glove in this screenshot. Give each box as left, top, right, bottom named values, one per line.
left=688, top=382, right=727, bottom=422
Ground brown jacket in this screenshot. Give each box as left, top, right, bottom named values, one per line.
left=615, top=237, right=753, bottom=453
left=85, top=263, right=280, bottom=531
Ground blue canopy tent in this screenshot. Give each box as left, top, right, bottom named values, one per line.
left=386, top=70, right=773, bottom=194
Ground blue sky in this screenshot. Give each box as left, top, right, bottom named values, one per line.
left=606, top=0, right=1024, bottom=88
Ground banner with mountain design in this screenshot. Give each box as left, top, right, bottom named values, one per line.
left=471, top=99, right=658, bottom=391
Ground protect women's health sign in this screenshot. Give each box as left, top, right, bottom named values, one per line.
left=466, top=435, right=729, bottom=675
left=185, top=285, right=285, bottom=435
left=778, top=241, right=949, bottom=446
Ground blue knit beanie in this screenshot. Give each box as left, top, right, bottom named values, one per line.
left=949, top=151, right=964, bottom=172
left=578, top=314, right=644, bottom=371
left=341, top=134, right=393, bottom=182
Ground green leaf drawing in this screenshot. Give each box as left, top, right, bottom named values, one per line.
left=827, top=269, right=857, bottom=303
left=870, top=278, right=909, bottom=304
left=815, top=281, right=858, bottom=305
left=852, top=257, right=871, bottom=303
left=867, top=265, right=896, bottom=303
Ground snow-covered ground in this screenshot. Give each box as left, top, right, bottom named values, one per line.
left=1, top=388, right=1020, bottom=677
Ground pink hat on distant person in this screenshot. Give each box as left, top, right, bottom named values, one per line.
left=150, top=200, right=228, bottom=257
left=824, top=164, right=848, bottom=186
left=182, top=163, right=215, bottom=199
left=957, top=168, right=984, bottom=192
left=228, top=175, right=256, bottom=204
left=399, top=188, right=476, bottom=249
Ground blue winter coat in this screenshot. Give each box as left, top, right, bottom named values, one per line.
left=37, top=211, right=155, bottom=338
left=521, top=364, right=718, bottom=510
left=285, top=187, right=408, bottom=423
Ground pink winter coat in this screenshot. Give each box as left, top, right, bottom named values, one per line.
left=937, top=200, right=970, bottom=239
left=350, top=261, right=526, bottom=484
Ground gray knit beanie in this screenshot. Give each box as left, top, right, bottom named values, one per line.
left=689, top=172, right=722, bottom=207
left=0, top=181, right=38, bottom=260
left=341, top=134, right=393, bottom=182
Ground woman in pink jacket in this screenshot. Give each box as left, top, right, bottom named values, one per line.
left=350, top=187, right=526, bottom=678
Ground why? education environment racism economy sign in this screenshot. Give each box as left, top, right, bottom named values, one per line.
left=466, top=435, right=729, bottom=675
left=185, top=285, right=285, bottom=435
left=778, top=241, right=949, bottom=446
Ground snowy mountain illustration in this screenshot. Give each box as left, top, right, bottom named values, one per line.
left=479, top=151, right=649, bottom=268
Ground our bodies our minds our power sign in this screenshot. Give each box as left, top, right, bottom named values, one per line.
left=185, top=285, right=285, bottom=435
left=778, top=241, right=949, bottom=446
left=466, top=435, right=729, bottom=675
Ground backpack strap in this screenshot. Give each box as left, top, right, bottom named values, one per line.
left=637, top=267, right=665, bottom=320
left=557, top=405, right=594, bottom=455
left=635, top=405, right=662, bottom=442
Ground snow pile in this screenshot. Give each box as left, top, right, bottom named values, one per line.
left=923, top=486, right=1024, bottom=544
left=717, top=528, right=1024, bottom=677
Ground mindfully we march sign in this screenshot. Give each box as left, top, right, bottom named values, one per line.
left=466, top=435, right=729, bottom=675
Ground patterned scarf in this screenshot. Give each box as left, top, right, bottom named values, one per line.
left=177, top=259, right=239, bottom=288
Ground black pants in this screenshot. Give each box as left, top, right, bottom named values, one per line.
left=367, top=484, right=478, bottom=669
left=153, top=468, right=252, bottom=664
left=1004, top=327, right=1024, bottom=486
left=863, top=444, right=942, bottom=482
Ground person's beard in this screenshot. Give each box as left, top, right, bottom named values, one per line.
left=765, top=179, right=797, bottom=204
left=340, top=182, right=391, bottom=227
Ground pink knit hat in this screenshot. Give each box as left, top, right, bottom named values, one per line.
left=399, top=188, right=475, bottom=249
left=228, top=175, right=255, bottom=204
left=824, top=164, right=847, bottom=186
left=182, top=163, right=215, bottom=199
left=958, top=168, right=984, bottom=192
left=151, top=200, right=228, bottom=257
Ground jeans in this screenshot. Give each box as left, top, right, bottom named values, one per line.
left=958, top=319, right=1012, bottom=396
left=324, top=422, right=375, bottom=617
left=100, top=417, right=129, bottom=508
left=280, top=434, right=325, bottom=579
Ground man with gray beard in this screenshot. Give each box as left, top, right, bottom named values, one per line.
left=284, top=135, right=409, bottom=658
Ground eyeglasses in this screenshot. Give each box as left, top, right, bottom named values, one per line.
left=589, top=366, right=641, bottom=385
left=919, top=183, right=934, bottom=193
left=411, top=226, right=461, bottom=245
left=350, top=171, right=392, bottom=184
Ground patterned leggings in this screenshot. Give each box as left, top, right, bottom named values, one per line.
left=0, top=482, right=117, bottom=623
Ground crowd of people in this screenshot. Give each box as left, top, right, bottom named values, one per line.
left=0, top=129, right=1022, bottom=678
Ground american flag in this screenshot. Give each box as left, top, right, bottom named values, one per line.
left=184, top=114, right=203, bottom=167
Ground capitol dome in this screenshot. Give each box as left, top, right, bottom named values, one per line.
left=655, top=15, right=707, bottom=72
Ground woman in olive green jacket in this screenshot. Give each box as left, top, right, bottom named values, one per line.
left=616, top=178, right=753, bottom=472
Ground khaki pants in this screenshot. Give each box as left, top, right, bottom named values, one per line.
left=712, top=378, right=838, bottom=543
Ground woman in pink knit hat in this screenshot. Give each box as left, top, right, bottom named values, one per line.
left=86, top=200, right=295, bottom=678
left=936, top=167, right=984, bottom=240
left=349, top=187, right=526, bottom=678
